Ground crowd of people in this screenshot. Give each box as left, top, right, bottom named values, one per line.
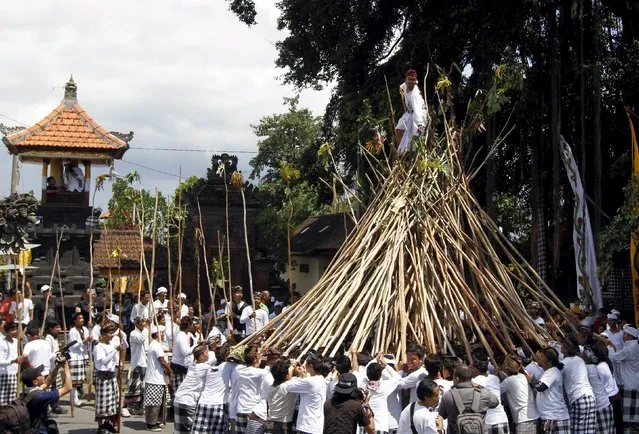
left=0, top=282, right=637, bottom=434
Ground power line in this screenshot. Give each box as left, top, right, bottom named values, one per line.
left=130, top=147, right=257, bottom=154
left=0, top=113, right=28, bottom=126
left=120, top=159, right=182, bottom=178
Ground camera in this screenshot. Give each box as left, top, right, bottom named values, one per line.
left=56, top=340, right=78, bottom=364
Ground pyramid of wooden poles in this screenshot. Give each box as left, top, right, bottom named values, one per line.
left=243, top=124, right=566, bottom=364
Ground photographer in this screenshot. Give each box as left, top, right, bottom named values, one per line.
left=22, top=353, right=73, bottom=434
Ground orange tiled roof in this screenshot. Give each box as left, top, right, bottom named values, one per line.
left=93, top=229, right=167, bottom=270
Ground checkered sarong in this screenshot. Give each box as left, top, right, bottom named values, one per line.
left=69, top=359, right=87, bottom=383
left=540, top=419, right=569, bottom=433
left=143, top=383, right=167, bottom=408
left=172, top=370, right=186, bottom=396
left=95, top=374, right=119, bottom=419
left=596, top=404, right=615, bottom=434
left=173, top=401, right=196, bottom=434
left=191, top=403, right=227, bottom=434
left=485, top=422, right=510, bottom=434
left=569, top=394, right=596, bottom=433
left=622, top=387, right=639, bottom=424
left=515, top=420, right=538, bottom=433
left=125, top=366, right=146, bottom=404
left=246, top=418, right=266, bottom=434
left=236, top=412, right=250, bottom=434
left=265, top=420, right=293, bottom=434
left=0, top=373, right=17, bottom=406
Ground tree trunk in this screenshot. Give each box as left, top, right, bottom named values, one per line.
left=592, top=0, right=603, bottom=237
left=551, top=3, right=563, bottom=281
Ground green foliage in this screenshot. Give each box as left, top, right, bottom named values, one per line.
left=492, top=191, right=531, bottom=244
left=598, top=176, right=639, bottom=282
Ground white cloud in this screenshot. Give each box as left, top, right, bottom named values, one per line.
left=0, top=0, right=332, bottom=207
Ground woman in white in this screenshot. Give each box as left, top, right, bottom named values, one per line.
left=192, top=345, right=233, bottom=434
left=471, top=358, right=510, bottom=433
left=395, top=69, right=428, bottom=154
left=526, top=347, right=570, bottom=433
left=68, top=312, right=90, bottom=407
left=581, top=346, right=615, bottom=433
left=173, top=343, right=212, bottom=434
left=233, top=345, right=268, bottom=434
left=93, top=323, right=120, bottom=434
left=560, top=334, right=596, bottom=432
left=499, top=355, right=540, bottom=433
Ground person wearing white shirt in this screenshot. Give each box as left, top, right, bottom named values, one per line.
left=171, top=316, right=197, bottom=396
left=499, top=367, right=540, bottom=431
left=581, top=346, right=615, bottom=434
left=174, top=343, right=213, bottom=434
left=471, top=359, right=509, bottom=433
left=395, top=69, right=428, bottom=154
left=398, top=379, right=443, bottom=434
left=125, top=318, right=149, bottom=415
left=192, top=346, right=233, bottom=434
left=153, top=287, right=170, bottom=322
left=23, top=325, right=52, bottom=376
left=593, top=343, right=620, bottom=433
left=365, top=357, right=401, bottom=434
left=230, top=287, right=250, bottom=338
left=68, top=313, right=91, bottom=407
left=240, top=303, right=269, bottom=336
left=207, top=324, right=228, bottom=346
left=397, top=347, right=428, bottom=405
left=9, top=290, right=33, bottom=325
left=130, top=291, right=153, bottom=323
left=524, top=347, right=570, bottom=433
left=265, top=360, right=298, bottom=433
left=43, top=320, right=68, bottom=415
left=0, top=322, right=21, bottom=405
left=608, top=325, right=639, bottom=428
left=178, top=293, right=189, bottom=319
left=93, top=323, right=121, bottom=434
left=232, top=345, right=268, bottom=434
left=144, top=325, right=173, bottom=432
left=560, top=335, right=596, bottom=432
left=282, top=356, right=328, bottom=434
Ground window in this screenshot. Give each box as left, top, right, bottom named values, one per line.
left=299, top=264, right=310, bottom=273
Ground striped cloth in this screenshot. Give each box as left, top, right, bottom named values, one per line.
left=514, top=420, right=539, bottom=433
left=95, top=375, right=119, bottom=419
left=569, top=395, right=597, bottom=433
left=596, top=404, right=615, bottom=434
left=622, top=387, right=639, bottom=424
left=0, top=373, right=17, bottom=406
left=173, top=401, right=196, bottom=434
left=69, top=359, right=87, bottom=383
left=191, top=403, right=227, bottom=434
left=246, top=418, right=266, bottom=434
left=540, top=419, right=569, bottom=433
left=485, top=422, right=510, bottom=434
left=236, top=412, right=250, bottom=434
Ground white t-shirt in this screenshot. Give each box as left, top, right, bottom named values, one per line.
left=172, top=331, right=194, bottom=367
left=398, top=401, right=439, bottom=434
left=109, top=331, right=128, bottom=365
left=233, top=365, right=267, bottom=414
left=525, top=362, right=545, bottom=381
left=23, top=339, right=52, bottom=375
left=284, top=375, right=327, bottom=434
left=9, top=299, right=33, bottom=325
left=561, top=356, right=594, bottom=405
left=535, top=367, right=569, bottom=421
left=268, top=382, right=298, bottom=422
left=145, top=340, right=167, bottom=385
left=0, top=337, right=19, bottom=374
left=240, top=306, right=269, bottom=336
left=180, top=303, right=189, bottom=319
left=199, top=361, right=233, bottom=406
left=129, top=327, right=149, bottom=369
left=586, top=364, right=610, bottom=410
left=608, top=340, right=639, bottom=389
left=68, top=326, right=90, bottom=360
left=93, top=342, right=118, bottom=372
left=500, top=373, right=540, bottom=423
left=207, top=326, right=228, bottom=345
left=174, top=362, right=211, bottom=406
left=91, top=324, right=101, bottom=343
left=603, top=329, right=625, bottom=351
left=472, top=374, right=509, bottom=426
left=398, top=367, right=428, bottom=403
left=597, top=362, right=618, bottom=397
left=366, top=364, right=401, bottom=432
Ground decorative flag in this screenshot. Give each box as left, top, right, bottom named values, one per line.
left=626, top=107, right=639, bottom=327
left=559, top=136, right=603, bottom=311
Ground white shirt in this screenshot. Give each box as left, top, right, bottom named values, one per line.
left=284, top=375, right=327, bottom=434
left=129, top=327, right=149, bottom=369
left=366, top=364, right=401, bottom=432
left=23, top=339, right=52, bottom=375
left=0, top=337, right=19, bottom=374
left=597, top=361, right=618, bottom=397
left=199, top=361, right=233, bottom=406
left=268, top=382, right=298, bottom=422
left=93, top=342, right=118, bottom=372
left=525, top=362, right=544, bottom=381
left=91, top=324, right=101, bottom=343
left=240, top=306, right=269, bottom=336
left=153, top=298, right=168, bottom=314
left=561, top=356, right=594, bottom=405
left=533, top=317, right=546, bottom=326
left=180, top=303, right=189, bottom=319
left=500, top=373, right=540, bottom=423
left=232, top=365, right=267, bottom=414
left=172, top=331, right=195, bottom=368
left=398, top=401, right=439, bottom=434
left=145, top=340, right=167, bottom=385
left=9, top=299, right=33, bottom=325
left=603, top=329, right=625, bottom=351
left=130, top=302, right=152, bottom=323
left=398, top=367, right=428, bottom=403
left=472, top=374, right=509, bottom=426
left=207, top=326, right=228, bottom=345
left=585, top=364, right=609, bottom=410
left=174, top=362, right=211, bottom=406
left=608, top=339, right=639, bottom=389
left=535, top=367, right=570, bottom=421
left=110, top=330, right=128, bottom=365
left=68, top=326, right=90, bottom=360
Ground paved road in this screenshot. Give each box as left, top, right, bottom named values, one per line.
left=53, top=394, right=175, bottom=434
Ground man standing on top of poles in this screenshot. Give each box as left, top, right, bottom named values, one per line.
left=395, top=69, right=429, bottom=154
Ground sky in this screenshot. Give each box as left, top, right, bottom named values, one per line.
left=0, top=1, right=332, bottom=209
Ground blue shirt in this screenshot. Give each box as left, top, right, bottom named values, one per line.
left=27, top=389, right=59, bottom=434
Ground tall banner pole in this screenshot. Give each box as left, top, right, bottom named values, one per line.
left=626, top=107, right=639, bottom=327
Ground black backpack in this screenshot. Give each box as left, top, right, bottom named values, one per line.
left=0, top=388, right=41, bottom=434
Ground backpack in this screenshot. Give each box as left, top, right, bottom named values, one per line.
left=0, top=388, right=40, bottom=434
left=451, top=388, right=484, bottom=434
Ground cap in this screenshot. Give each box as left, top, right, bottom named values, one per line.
left=21, top=365, right=45, bottom=384
left=107, top=313, right=120, bottom=324
left=157, top=287, right=168, bottom=294
left=274, top=301, right=284, bottom=308
left=623, top=325, right=639, bottom=339
left=178, top=293, right=187, bottom=299
left=219, top=299, right=227, bottom=306
left=40, top=285, right=51, bottom=293
left=334, top=373, right=358, bottom=394
left=607, top=313, right=619, bottom=321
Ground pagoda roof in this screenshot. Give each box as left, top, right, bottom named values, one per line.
left=2, top=76, right=130, bottom=162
